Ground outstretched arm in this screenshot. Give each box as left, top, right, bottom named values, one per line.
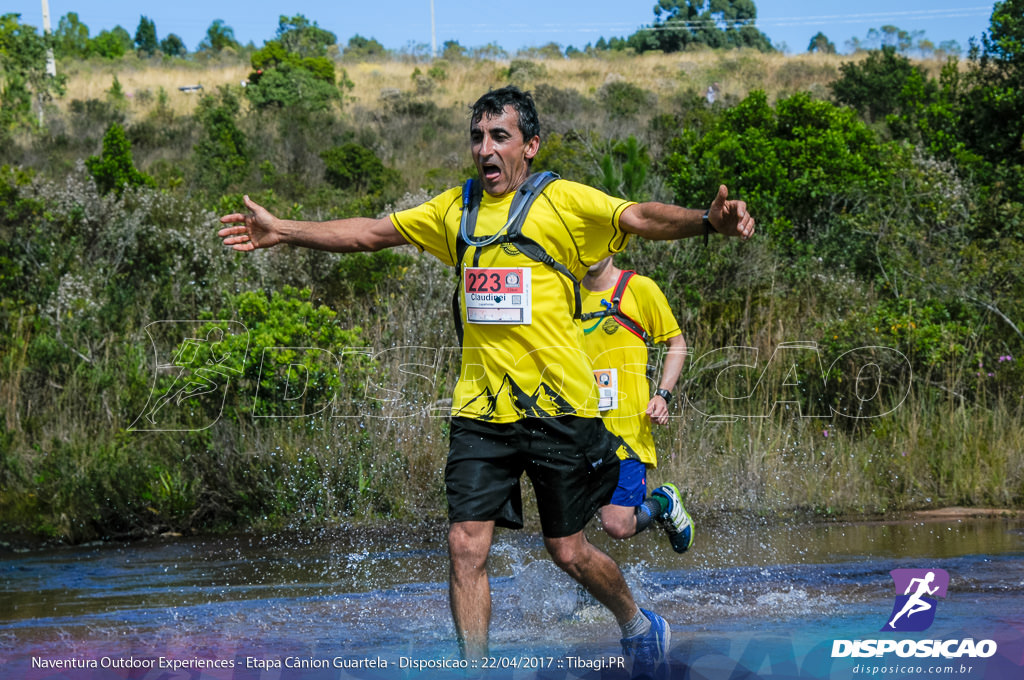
left=218, top=195, right=408, bottom=253
left=647, top=334, right=686, bottom=426
left=619, top=184, right=754, bottom=241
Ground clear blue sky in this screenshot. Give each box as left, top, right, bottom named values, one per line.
left=7, top=1, right=997, bottom=55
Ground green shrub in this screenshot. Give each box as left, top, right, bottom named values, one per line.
left=320, top=142, right=401, bottom=198
left=153, top=286, right=371, bottom=422
left=192, top=86, right=249, bottom=196
left=89, top=26, right=133, bottom=59
left=830, top=46, right=933, bottom=124
left=505, top=59, right=547, bottom=83
left=598, top=135, right=650, bottom=200
left=0, top=13, right=68, bottom=132
left=664, top=90, right=890, bottom=250
left=85, top=122, right=155, bottom=196
left=245, top=15, right=351, bottom=112
left=427, top=60, right=449, bottom=81
left=326, top=250, right=415, bottom=299
left=533, top=83, right=595, bottom=127
left=246, top=61, right=343, bottom=111
left=67, top=98, right=126, bottom=142
left=598, top=80, right=653, bottom=119
left=533, top=130, right=600, bottom=183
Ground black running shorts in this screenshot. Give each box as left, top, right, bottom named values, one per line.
left=445, top=415, right=623, bottom=538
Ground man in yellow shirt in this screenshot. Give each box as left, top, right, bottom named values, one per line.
left=581, top=256, right=693, bottom=553
left=219, top=86, right=754, bottom=671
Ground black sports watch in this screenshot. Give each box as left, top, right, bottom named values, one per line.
left=702, top=210, right=717, bottom=246
left=655, top=388, right=673, bottom=404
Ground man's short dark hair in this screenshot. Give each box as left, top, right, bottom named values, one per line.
left=470, top=86, right=541, bottom=141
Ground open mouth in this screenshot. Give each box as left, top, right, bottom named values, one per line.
left=482, top=163, right=502, bottom=183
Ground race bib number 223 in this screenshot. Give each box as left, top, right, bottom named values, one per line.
left=463, top=267, right=532, bottom=324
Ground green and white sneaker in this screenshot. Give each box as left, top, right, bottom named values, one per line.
left=652, top=483, right=694, bottom=553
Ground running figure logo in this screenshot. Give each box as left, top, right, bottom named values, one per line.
left=882, top=568, right=949, bottom=632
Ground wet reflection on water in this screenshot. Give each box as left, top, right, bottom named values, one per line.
left=2, top=515, right=1022, bottom=664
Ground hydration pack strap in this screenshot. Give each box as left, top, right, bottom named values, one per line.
left=580, top=269, right=650, bottom=342
left=453, top=171, right=577, bottom=344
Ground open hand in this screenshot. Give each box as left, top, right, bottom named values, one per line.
left=218, top=195, right=280, bottom=251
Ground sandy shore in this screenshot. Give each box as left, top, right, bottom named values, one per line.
left=910, top=506, right=1024, bottom=519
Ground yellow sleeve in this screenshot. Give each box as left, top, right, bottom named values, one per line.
left=633, top=275, right=681, bottom=344
left=542, top=180, right=634, bottom=268
left=390, top=187, right=462, bottom=267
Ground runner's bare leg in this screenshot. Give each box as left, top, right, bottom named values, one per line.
left=545, top=530, right=639, bottom=625
left=448, top=520, right=494, bottom=659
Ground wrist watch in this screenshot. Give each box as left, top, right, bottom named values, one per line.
left=655, top=388, right=673, bottom=404
left=702, top=210, right=717, bottom=246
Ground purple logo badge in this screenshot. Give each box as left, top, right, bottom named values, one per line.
left=882, top=568, right=949, bottom=632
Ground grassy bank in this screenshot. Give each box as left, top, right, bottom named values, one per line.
left=2, top=216, right=1020, bottom=543
left=2, top=47, right=1022, bottom=543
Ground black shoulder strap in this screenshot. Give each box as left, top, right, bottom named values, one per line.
left=452, top=177, right=483, bottom=345
left=580, top=269, right=650, bottom=342
left=454, top=177, right=482, bottom=273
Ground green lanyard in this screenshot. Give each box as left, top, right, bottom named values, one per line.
left=583, top=299, right=613, bottom=334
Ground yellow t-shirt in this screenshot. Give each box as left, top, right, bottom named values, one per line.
left=391, top=178, right=634, bottom=422
left=581, top=273, right=681, bottom=465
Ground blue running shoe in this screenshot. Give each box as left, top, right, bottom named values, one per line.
left=620, top=609, right=671, bottom=679
left=652, top=483, right=694, bottom=553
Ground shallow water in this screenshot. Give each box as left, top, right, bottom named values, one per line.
left=2, top=515, right=1023, bottom=678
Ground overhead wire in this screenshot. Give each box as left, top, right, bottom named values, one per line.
left=438, top=6, right=992, bottom=36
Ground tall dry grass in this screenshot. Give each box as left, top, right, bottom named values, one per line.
left=54, top=49, right=950, bottom=121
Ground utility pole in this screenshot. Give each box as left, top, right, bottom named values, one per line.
left=39, top=0, right=57, bottom=127
left=430, top=0, right=437, bottom=58
left=41, top=0, right=57, bottom=77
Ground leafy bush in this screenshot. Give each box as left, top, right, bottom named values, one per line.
left=0, top=13, right=67, bottom=133
left=343, top=34, right=388, bottom=61
left=598, top=135, right=650, bottom=200
left=664, top=90, right=891, bottom=251
left=505, top=59, right=547, bottom=83
left=90, top=26, right=133, bottom=59
left=155, top=286, right=371, bottom=422
left=245, top=14, right=351, bottom=112
left=325, top=249, right=415, bottom=300
left=85, top=123, right=155, bottom=196
left=830, top=46, right=932, bottom=123
left=246, top=61, right=344, bottom=112
left=533, top=130, right=600, bottom=183
left=533, top=83, right=595, bottom=132
left=823, top=296, right=974, bottom=372
left=598, top=80, right=654, bottom=119
left=160, top=34, right=187, bottom=57
left=67, top=98, right=126, bottom=142
left=192, top=86, right=249, bottom=195
left=320, top=142, right=401, bottom=197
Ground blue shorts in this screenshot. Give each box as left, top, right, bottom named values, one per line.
left=609, top=458, right=648, bottom=507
